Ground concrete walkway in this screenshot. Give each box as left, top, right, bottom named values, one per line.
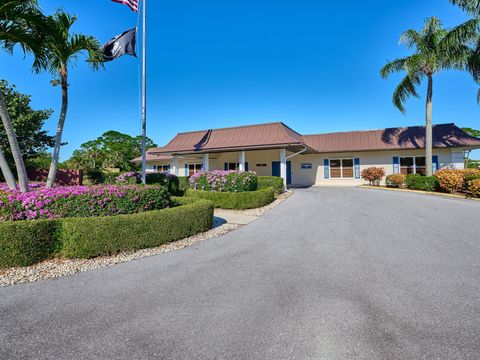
left=1, top=187, right=480, bottom=359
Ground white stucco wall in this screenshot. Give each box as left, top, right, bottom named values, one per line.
left=143, top=147, right=465, bottom=186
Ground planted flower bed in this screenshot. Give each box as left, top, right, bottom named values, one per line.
left=185, top=170, right=276, bottom=209
left=0, top=184, right=170, bottom=221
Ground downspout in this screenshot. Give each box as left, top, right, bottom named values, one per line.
left=283, top=147, right=308, bottom=192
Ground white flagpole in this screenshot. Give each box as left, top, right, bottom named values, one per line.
left=141, top=0, right=147, bottom=184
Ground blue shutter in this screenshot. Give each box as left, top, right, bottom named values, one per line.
left=354, top=158, right=360, bottom=179
left=245, top=162, right=249, bottom=171
left=224, top=162, right=228, bottom=170
left=168, top=164, right=171, bottom=174
left=432, top=155, right=439, bottom=173
left=185, top=163, right=188, bottom=177
left=324, top=159, right=329, bottom=179
left=393, top=157, right=399, bottom=174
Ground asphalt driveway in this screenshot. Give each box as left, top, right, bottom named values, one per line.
left=1, top=187, right=480, bottom=360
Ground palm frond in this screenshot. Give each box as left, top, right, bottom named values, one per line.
left=380, top=57, right=408, bottom=78
left=450, top=0, right=480, bottom=16
left=440, top=18, right=479, bottom=51
left=392, top=73, right=422, bottom=113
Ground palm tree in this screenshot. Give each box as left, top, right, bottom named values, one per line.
left=450, top=0, right=480, bottom=16
left=0, top=0, right=46, bottom=192
left=380, top=17, right=477, bottom=176
left=42, top=11, right=103, bottom=188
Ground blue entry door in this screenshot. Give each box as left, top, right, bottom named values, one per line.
left=272, top=161, right=292, bottom=185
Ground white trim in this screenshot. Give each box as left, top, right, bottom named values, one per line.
left=239, top=151, right=246, bottom=171
left=329, top=158, right=354, bottom=179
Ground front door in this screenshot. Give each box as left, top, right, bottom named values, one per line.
left=272, top=161, right=292, bottom=185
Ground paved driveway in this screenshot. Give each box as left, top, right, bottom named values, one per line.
left=1, top=187, right=480, bottom=360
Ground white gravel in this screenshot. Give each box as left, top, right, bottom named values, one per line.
left=0, top=223, right=238, bottom=288
left=0, top=191, right=292, bottom=288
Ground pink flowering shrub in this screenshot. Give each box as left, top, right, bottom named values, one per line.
left=115, top=172, right=142, bottom=185
left=0, top=184, right=170, bottom=221
left=189, top=170, right=257, bottom=192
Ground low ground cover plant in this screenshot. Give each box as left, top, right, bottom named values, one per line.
left=189, top=170, right=257, bottom=192
left=385, top=173, right=406, bottom=188
left=361, top=167, right=385, bottom=186
left=0, top=184, right=170, bottom=221
left=434, top=169, right=464, bottom=193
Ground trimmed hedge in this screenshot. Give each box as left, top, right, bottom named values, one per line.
left=146, top=173, right=180, bottom=195
left=184, top=187, right=275, bottom=209
left=0, top=198, right=213, bottom=268
left=257, top=176, right=284, bottom=193
left=406, top=174, right=439, bottom=192
left=0, top=219, right=59, bottom=268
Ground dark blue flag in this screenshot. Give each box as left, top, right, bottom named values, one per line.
left=102, top=28, right=137, bottom=62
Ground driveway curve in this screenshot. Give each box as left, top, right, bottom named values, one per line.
left=1, top=187, right=480, bottom=360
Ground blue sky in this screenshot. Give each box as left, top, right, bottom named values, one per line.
left=1, top=0, right=479, bottom=159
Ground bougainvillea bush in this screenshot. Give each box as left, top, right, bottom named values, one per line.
left=115, top=172, right=142, bottom=185
left=361, top=167, right=386, bottom=186
left=0, top=184, right=170, bottom=221
left=189, top=170, right=258, bottom=192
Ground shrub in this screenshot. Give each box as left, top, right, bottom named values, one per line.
left=146, top=173, right=180, bottom=194
left=0, top=198, right=214, bottom=267
left=189, top=170, right=258, bottom=192
left=258, top=176, right=284, bottom=193
left=115, top=171, right=142, bottom=185
left=468, top=179, right=480, bottom=198
left=385, top=173, right=406, bottom=188
left=185, top=187, right=275, bottom=209
left=84, top=170, right=105, bottom=185
left=0, top=185, right=170, bottom=221
left=59, top=198, right=213, bottom=259
left=405, top=175, right=439, bottom=192
left=461, top=169, right=480, bottom=188
left=0, top=219, right=59, bottom=268
left=361, top=167, right=386, bottom=186
left=178, top=176, right=190, bottom=192
left=434, top=169, right=464, bottom=193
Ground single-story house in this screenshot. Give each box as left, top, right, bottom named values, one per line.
left=132, top=122, right=480, bottom=187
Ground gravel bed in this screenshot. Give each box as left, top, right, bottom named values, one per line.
left=0, top=222, right=239, bottom=288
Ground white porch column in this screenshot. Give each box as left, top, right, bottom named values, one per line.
left=203, top=153, right=209, bottom=171
left=280, top=148, right=287, bottom=189
left=172, top=155, right=179, bottom=175
left=239, top=151, right=246, bottom=171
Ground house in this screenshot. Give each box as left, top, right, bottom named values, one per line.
left=131, top=122, right=480, bottom=187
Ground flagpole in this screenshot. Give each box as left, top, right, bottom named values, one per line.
left=141, top=0, right=147, bottom=184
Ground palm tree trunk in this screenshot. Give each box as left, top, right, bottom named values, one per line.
left=0, top=91, right=29, bottom=192
left=0, top=146, right=17, bottom=190
left=46, top=68, right=68, bottom=188
left=425, top=75, right=433, bottom=176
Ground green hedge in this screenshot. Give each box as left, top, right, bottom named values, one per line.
left=0, top=219, right=59, bottom=268
left=257, top=176, right=284, bottom=193
left=0, top=198, right=213, bottom=268
left=146, top=173, right=180, bottom=195
left=406, top=174, right=440, bottom=192
left=184, top=187, right=275, bottom=209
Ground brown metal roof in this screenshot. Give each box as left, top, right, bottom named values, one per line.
left=147, top=122, right=480, bottom=156
left=151, top=122, right=311, bottom=154
left=302, top=123, right=480, bottom=153
left=131, top=153, right=172, bottom=163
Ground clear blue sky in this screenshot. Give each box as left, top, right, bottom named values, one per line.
left=1, top=0, right=479, bottom=160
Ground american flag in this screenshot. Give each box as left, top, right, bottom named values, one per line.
left=111, top=0, right=139, bottom=12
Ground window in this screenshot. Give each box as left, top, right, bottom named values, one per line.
left=227, top=162, right=239, bottom=170
left=154, top=164, right=169, bottom=173
left=188, top=163, right=202, bottom=176
left=400, top=156, right=426, bottom=175
left=330, top=158, right=354, bottom=178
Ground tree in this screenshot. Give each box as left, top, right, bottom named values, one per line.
left=381, top=16, right=477, bottom=176
left=450, top=0, right=480, bottom=16
left=64, top=131, right=156, bottom=172
left=0, top=80, right=54, bottom=166
left=0, top=0, right=47, bottom=191
left=462, top=127, right=480, bottom=137
left=41, top=10, right=104, bottom=188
